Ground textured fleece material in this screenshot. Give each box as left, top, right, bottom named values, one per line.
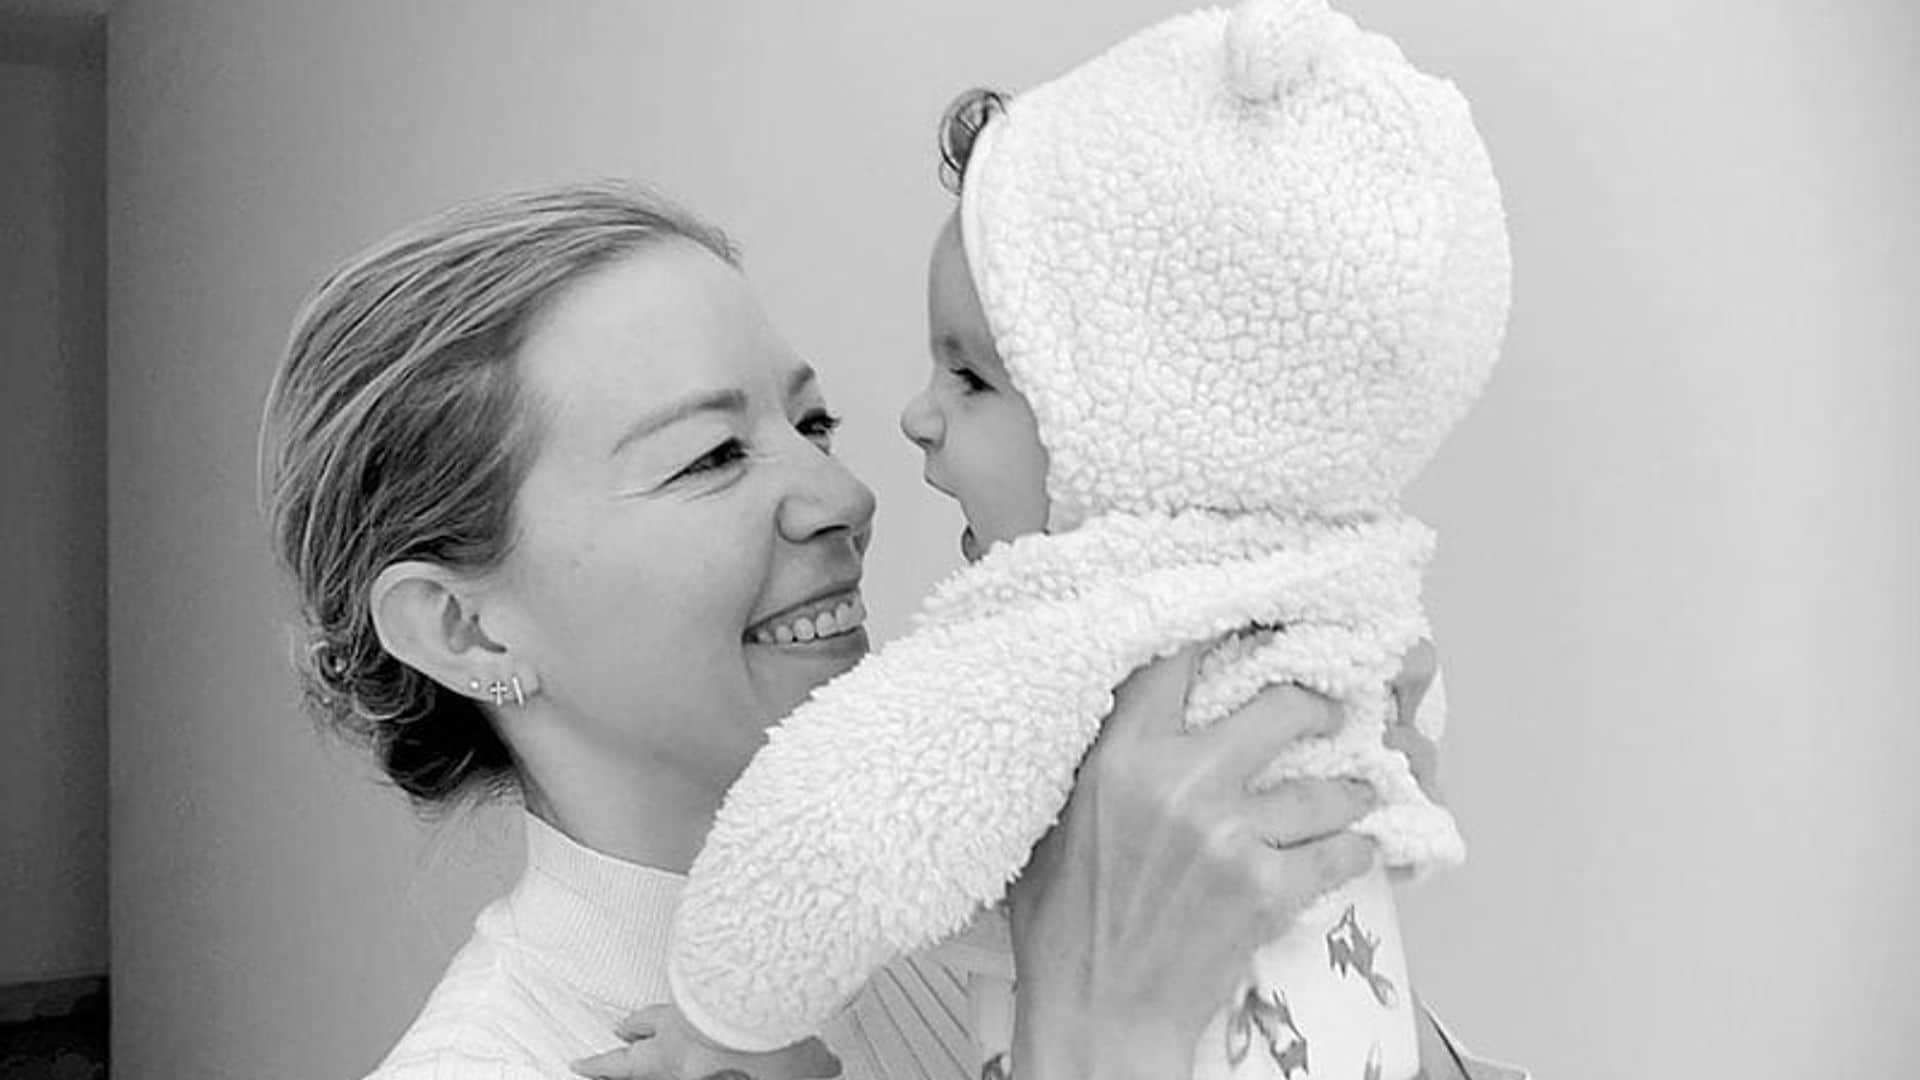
left=670, top=512, right=1463, bottom=1050
left=671, top=0, right=1509, bottom=1060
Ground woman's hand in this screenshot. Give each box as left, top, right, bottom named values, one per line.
left=571, top=1004, right=841, bottom=1080
left=1005, top=644, right=1381, bottom=1080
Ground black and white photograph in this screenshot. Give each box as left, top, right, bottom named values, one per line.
left=2, top=1, right=1915, bottom=1078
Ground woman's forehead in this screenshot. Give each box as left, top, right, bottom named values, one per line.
left=519, top=242, right=802, bottom=415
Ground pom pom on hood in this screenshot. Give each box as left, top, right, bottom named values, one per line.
left=1226, top=0, right=1340, bottom=101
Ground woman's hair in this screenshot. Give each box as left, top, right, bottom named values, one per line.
left=938, top=87, right=1007, bottom=195
left=261, top=182, right=737, bottom=810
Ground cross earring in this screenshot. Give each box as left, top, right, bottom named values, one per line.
left=467, top=676, right=527, bottom=707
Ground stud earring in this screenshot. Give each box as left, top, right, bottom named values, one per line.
left=472, top=675, right=530, bottom=707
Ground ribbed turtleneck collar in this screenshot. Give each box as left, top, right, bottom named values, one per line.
left=496, top=812, right=688, bottom=1011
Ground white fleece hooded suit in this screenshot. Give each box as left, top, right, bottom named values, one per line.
left=669, top=1, right=1512, bottom=1076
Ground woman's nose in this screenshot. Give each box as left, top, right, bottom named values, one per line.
left=777, top=447, right=878, bottom=546
left=899, top=387, right=943, bottom=449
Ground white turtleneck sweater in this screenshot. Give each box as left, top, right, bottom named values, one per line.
left=365, top=814, right=1521, bottom=1080
left=365, top=813, right=1011, bottom=1080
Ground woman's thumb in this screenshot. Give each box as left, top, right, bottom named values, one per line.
left=777, top=1037, right=845, bottom=1078
left=571, top=1046, right=653, bottom=1080
left=1110, top=640, right=1206, bottom=735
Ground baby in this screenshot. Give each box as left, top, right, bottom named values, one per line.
left=586, top=0, right=1510, bottom=1076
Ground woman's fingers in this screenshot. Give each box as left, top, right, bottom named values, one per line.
left=571, top=1036, right=843, bottom=1080
left=1383, top=724, right=1443, bottom=804
left=1252, top=778, right=1375, bottom=848
left=571, top=1046, right=660, bottom=1080
left=613, top=1008, right=661, bottom=1041
left=1390, top=639, right=1438, bottom=728
left=1387, top=639, right=1445, bottom=804
left=1207, top=681, right=1344, bottom=779
left=1106, top=642, right=1205, bottom=737
left=776, top=1038, right=845, bottom=1078
left=1252, top=831, right=1376, bottom=930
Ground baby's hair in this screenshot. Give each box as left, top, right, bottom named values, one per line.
left=938, top=87, right=1008, bottom=195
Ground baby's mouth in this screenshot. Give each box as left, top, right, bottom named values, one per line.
left=961, top=527, right=982, bottom=563
left=745, top=591, right=868, bottom=646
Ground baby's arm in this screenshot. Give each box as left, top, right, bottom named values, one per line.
left=668, top=605, right=1110, bottom=1052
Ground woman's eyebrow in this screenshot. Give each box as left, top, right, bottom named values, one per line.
left=609, top=365, right=817, bottom=456
left=609, top=389, right=747, bottom=456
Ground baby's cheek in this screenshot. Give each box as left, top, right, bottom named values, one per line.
left=1007, top=408, right=1051, bottom=532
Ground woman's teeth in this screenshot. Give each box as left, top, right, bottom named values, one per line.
left=752, top=595, right=866, bottom=646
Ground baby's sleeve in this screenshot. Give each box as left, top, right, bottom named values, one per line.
left=667, top=607, right=1112, bottom=1052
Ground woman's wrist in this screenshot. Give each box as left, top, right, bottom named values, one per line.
left=1009, top=994, right=1190, bottom=1080
left=1008, top=888, right=1196, bottom=1080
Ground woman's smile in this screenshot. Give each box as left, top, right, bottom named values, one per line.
left=745, top=588, right=869, bottom=646
left=742, top=592, right=871, bottom=680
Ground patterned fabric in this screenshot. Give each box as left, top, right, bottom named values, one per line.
left=942, top=908, right=1529, bottom=1080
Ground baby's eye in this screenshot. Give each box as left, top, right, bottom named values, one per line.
left=798, top=409, right=843, bottom=449
left=949, top=367, right=991, bottom=394
left=673, top=439, right=748, bottom=481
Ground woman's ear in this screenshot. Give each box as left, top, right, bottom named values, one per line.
left=369, top=560, right=509, bottom=699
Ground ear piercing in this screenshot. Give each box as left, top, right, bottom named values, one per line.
left=467, top=675, right=528, bottom=707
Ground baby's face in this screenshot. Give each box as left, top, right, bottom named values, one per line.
left=900, top=214, right=1050, bottom=562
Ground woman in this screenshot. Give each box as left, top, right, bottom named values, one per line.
left=262, top=182, right=1475, bottom=1080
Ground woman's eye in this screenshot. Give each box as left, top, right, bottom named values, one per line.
left=798, top=409, right=843, bottom=448
left=674, top=439, right=748, bottom=480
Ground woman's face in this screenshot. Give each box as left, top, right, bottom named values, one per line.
left=900, top=214, right=1050, bottom=561
left=491, top=240, right=875, bottom=792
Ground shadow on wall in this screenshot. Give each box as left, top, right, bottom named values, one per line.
left=0, top=12, right=110, bottom=1080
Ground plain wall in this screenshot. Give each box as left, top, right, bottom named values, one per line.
left=1, top=52, right=107, bottom=986
left=106, top=2, right=1920, bottom=1078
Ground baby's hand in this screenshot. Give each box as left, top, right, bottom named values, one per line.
left=571, top=1003, right=842, bottom=1080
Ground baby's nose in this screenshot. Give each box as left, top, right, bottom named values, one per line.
left=899, top=389, right=944, bottom=449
